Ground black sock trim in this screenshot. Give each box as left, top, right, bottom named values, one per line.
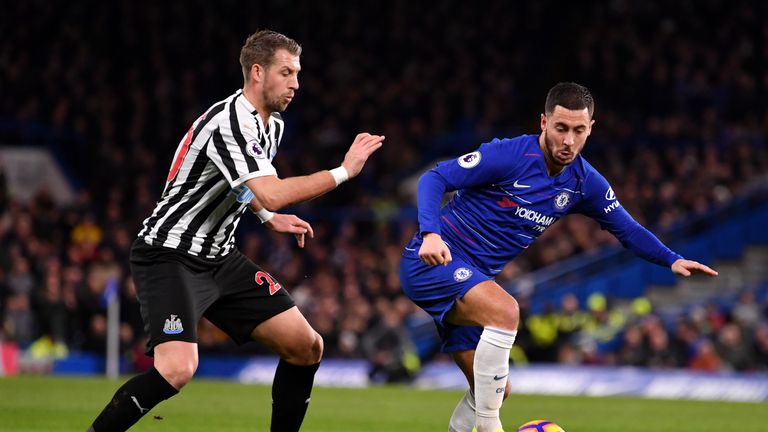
left=277, top=360, right=321, bottom=375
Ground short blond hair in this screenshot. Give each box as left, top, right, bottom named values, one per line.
left=239, top=30, right=301, bottom=82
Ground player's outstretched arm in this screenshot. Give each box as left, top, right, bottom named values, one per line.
left=671, top=258, right=718, bottom=277
left=245, top=133, right=384, bottom=211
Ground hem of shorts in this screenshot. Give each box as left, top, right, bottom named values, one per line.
left=144, top=335, right=198, bottom=356
left=434, top=275, right=492, bottom=327
left=441, top=342, right=479, bottom=353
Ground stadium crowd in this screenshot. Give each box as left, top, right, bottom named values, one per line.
left=2, top=0, right=768, bottom=377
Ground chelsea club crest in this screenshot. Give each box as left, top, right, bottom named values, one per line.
left=553, top=191, right=571, bottom=209
left=453, top=267, right=473, bottom=282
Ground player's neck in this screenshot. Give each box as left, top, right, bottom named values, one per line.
left=242, top=86, right=271, bottom=125
left=545, top=160, right=565, bottom=177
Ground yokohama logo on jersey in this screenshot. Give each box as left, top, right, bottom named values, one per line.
left=514, top=206, right=555, bottom=227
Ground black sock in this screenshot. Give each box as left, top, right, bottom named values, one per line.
left=270, top=360, right=320, bottom=432
left=89, top=368, right=179, bottom=432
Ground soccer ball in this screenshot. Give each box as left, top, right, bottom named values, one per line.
left=517, top=419, right=565, bottom=432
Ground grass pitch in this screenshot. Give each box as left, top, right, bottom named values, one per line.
left=0, top=375, right=765, bottom=431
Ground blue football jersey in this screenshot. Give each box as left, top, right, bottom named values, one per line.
left=408, top=134, right=681, bottom=277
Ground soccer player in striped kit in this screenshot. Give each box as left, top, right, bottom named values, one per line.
left=399, top=82, right=717, bottom=432
left=88, top=30, right=384, bottom=431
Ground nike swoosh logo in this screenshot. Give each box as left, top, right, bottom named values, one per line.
left=493, top=374, right=508, bottom=381
left=513, top=180, right=530, bottom=188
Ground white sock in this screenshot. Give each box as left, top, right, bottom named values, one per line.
left=448, top=389, right=476, bottom=432
left=474, top=327, right=516, bottom=432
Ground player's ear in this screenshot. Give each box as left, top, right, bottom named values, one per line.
left=250, top=64, right=264, bottom=83
left=540, top=113, right=547, bottom=131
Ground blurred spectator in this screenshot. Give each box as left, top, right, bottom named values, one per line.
left=525, top=304, right=559, bottom=362
left=362, top=299, right=418, bottom=383
left=7, top=256, right=35, bottom=297
left=752, top=324, right=768, bottom=371
left=670, top=318, right=701, bottom=367
left=688, top=339, right=723, bottom=371
left=732, top=290, right=762, bottom=330
left=34, top=270, right=70, bottom=346
left=581, top=293, right=626, bottom=359
left=716, top=323, right=754, bottom=371
left=617, top=325, right=646, bottom=366
left=555, top=294, right=589, bottom=345
left=643, top=317, right=678, bottom=369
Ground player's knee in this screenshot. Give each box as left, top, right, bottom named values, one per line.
left=488, top=296, right=520, bottom=331
left=282, top=331, right=323, bottom=365
left=301, top=331, right=323, bottom=364
left=312, top=331, right=324, bottom=362
left=156, top=356, right=198, bottom=389
left=508, top=296, right=520, bottom=328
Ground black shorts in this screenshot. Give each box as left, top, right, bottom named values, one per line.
left=130, top=238, right=295, bottom=355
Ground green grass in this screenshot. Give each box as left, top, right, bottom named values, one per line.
left=0, top=375, right=765, bottom=431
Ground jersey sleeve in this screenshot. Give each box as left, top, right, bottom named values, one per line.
left=207, top=100, right=277, bottom=188
left=433, top=139, right=514, bottom=190
left=417, top=139, right=513, bottom=234
left=574, top=169, right=683, bottom=267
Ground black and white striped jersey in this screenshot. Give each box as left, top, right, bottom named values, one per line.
left=138, top=89, right=284, bottom=258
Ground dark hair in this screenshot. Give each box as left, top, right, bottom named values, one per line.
left=239, top=30, right=302, bottom=82
left=545, top=82, right=594, bottom=118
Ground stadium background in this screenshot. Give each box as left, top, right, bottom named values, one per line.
left=1, top=0, right=767, bottom=417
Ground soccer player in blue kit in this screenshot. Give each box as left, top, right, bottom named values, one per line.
left=399, top=82, right=718, bottom=432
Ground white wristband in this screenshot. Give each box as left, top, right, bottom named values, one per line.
left=253, top=208, right=274, bottom=223
left=329, top=166, right=349, bottom=186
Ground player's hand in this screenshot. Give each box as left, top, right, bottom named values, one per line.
left=418, top=233, right=453, bottom=266
left=671, top=259, right=718, bottom=277
left=341, top=133, right=385, bottom=178
left=264, top=214, right=314, bottom=248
